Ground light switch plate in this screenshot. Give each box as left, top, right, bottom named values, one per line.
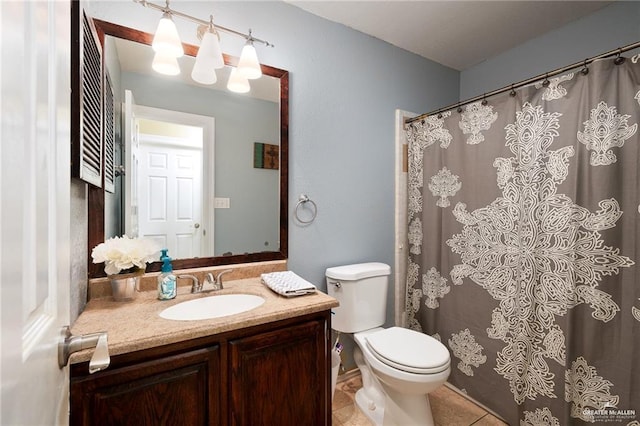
left=214, top=197, right=230, bottom=209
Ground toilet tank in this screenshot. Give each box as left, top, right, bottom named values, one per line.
left=326, top=262, right=391, bottom=333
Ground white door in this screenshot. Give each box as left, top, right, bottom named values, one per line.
left=138, top=136, right=203, bottom=258
left=1, top=1, right=71, bottom=424
left=123, top=90, right=140, bottom=237
left=130, top=105, right=215, bottom=257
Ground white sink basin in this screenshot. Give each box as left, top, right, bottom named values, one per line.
left=159, top=294, right=265, bottom=321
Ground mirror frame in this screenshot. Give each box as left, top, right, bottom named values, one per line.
left=87, top=19, right=289, bottom=278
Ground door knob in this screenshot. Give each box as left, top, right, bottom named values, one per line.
left=58, top=326, right=110, bottom=373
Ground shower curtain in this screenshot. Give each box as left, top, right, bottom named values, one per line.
left=405, top=57, right=639, bottom=425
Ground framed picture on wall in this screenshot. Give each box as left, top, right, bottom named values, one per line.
left=254, top=142, right=279, bottom=170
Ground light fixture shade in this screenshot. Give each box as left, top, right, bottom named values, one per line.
left=237, top=42, right=262, bottom=79
left=191, top=29, right=225, bottom=85
left=152, top=13, right=184, bottom=58
left=191, top=59, right=217, bottom=85
left=152, top=51, right=180, bottom=76
left=227, top=67, right=250, bottom=93
left=201, top=30, right=225, bottom=69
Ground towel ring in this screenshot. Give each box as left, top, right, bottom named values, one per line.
left=295, top=194, right=317, bottom=224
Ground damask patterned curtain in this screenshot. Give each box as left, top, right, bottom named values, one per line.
left=405, top=57, right=639, bottom=425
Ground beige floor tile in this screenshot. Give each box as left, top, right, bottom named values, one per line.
left=334, top=375, right=375, bottom=426
left=430, top=386, right=487, bottom=426
left=340, top=374, right=363, bottom=393
left=334, top=373, right=503, bottom=426
left=333, top=385, right=356, bottom=411
left=334, top=402, right=375, bottom=426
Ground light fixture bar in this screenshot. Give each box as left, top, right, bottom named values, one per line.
left=136, top=0, right=274, bottom=47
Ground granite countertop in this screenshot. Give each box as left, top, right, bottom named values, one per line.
left=70, top=277, right=339, bottom=364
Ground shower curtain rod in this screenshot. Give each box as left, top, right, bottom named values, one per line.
left=405, top=40, right=640, bottom=126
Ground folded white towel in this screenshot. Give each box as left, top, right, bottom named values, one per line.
left=261, top=271, right=316, bottom=297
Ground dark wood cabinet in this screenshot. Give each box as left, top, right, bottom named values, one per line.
left=70, top=312, right=331, bottom=426
left=229, top=320, right=329, bottom=426
left=70, top=347, right=220, bottom=425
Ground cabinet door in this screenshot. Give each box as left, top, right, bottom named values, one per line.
left=70, top=347, right=220, bottom=426
left=229, top=320, right=329, bottom=426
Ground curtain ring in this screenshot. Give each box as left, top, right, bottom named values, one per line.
left=294, top=194, right=317, bottom=224
left=509, top=84, right=516, bottom=97
left=437, top=112, right=443, bottom=119
left=457, top=103, right=463, bottom=113
left=614, top=48, right=625, bottom=65
left=542, top=73, right=550, bottom=87
left=581, top=59, right=589, bottom=75
left=481, top=95, right=488, bottom=106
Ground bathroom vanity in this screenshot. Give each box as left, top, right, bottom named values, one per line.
left=68, top=278, right=338, bottom=426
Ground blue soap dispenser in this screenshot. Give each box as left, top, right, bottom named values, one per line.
left=157, top=249, right=177, bottom=300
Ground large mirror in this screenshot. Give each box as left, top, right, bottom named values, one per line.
left=87, top=19, right=288, bottom=278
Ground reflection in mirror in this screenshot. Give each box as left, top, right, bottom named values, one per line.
left=88, top=19, right=288, bottom=278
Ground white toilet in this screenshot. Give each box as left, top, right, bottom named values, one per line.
left=326, top=262, right=450, bottom=426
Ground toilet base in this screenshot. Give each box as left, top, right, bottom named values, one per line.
left=354, top=387, right=435, bottom=426
left=353, top=338, right=435, bottom=426
left=351, top=329, right=447, bottom=426
left=355, top=388, right=384, bottom=425
left=353, top=342, right=386, bottom=425
left=380, top=385, right=434, bottom=426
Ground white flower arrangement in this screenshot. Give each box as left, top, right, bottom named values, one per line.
left=92, top=235, right=161, bottom=276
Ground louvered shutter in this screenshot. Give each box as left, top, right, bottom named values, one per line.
left=72, top=10, right=103, bottom=187
left=103, top=71, right=115, bottom=193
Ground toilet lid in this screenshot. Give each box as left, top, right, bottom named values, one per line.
left=365, top=327, right=450, bottom=374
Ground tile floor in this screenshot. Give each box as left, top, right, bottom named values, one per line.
left=332, top=373, right=508, bottom=426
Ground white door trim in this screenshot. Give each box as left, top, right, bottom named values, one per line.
left=394, top=109, right=416, bottom=327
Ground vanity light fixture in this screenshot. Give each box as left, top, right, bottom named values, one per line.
left=237, top=33, right=262, bottom=80
left=191, top=20, right=224, bottom=85
left=152, top=10, right=184, bottom=58
left=137, top=0, right=273, bottom=91
left=226, top=67, right=250, bottom=93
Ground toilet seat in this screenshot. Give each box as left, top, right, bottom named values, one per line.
left=365, top=327, right=450, bottom=374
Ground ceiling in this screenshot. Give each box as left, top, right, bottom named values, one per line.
left=288, top=1, right=613, bottom=70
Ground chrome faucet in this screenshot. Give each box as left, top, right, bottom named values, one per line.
left=177, top=274, right=201, bottom=293
left=179, top=270, right=233, bottom=294
left=207, top=269, right=233, bottom=290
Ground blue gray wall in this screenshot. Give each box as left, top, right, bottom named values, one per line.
left=461, top=1, right=640, bottom=100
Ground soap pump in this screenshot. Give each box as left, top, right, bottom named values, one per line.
left=157, top=249, right=177, bottom=300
